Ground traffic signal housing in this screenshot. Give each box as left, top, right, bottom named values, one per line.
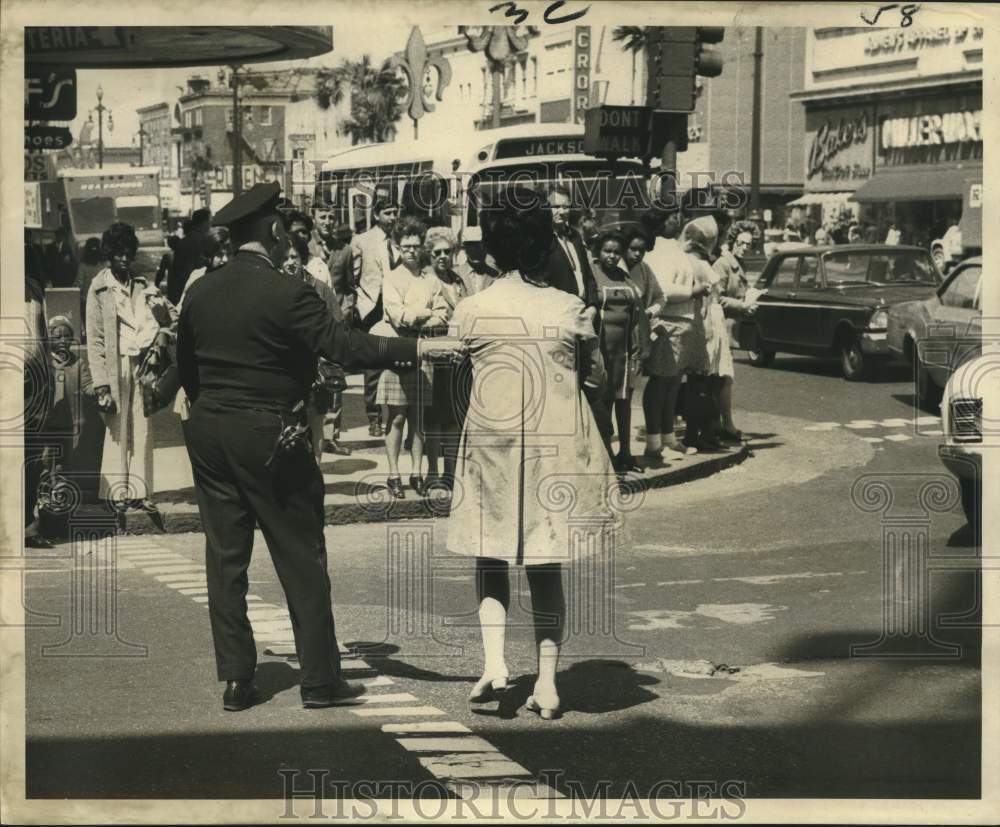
left=645, top=27, right=725, bottom=112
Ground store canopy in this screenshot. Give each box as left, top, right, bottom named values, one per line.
left=851, top=168, right=972, bottom=203
left=25, top=27, right=333, bottom=68
left=786, top=192, right=853, bottom=207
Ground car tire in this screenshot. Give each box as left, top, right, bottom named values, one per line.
left=839, top=335, right=869, bottom=381
left=960, top=477, right=981, bottom=537
left=746, top=346, right=775, bottom=367
left=917, top=366, right=943, bottom=412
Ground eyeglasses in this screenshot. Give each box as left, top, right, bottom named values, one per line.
left=431, top=249, right=452, bottom=257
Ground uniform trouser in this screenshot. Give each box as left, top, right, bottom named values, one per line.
left=324, top=391, right=343, bottom=441
left=183, top=400, right=342, bottom=688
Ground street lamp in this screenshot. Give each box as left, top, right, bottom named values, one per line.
left=93, top=85, right=113, bottom=168
left=136, top=125, right=149, bottom=167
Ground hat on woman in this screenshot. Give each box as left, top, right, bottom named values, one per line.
left=681, top=215, right=719, bottom=258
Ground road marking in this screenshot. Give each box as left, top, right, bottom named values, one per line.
left=350, top=706, right=446, bottom=717
left=397, top=737, right=499, bottom=753
left=884, top=434, right=913, bottom=442
left=615, top=582, right=646, bottom=589
left=418, top=753, right=532, bottom=780
left=923, top=428, right=944, bottom=436
left=328, top=692, right=419, bottom=706
left=915, top=415, right=941, bottom=425
left=862, top=437, right=884, bottom=443
left=878, top=418, right=910, bottom=427
left=140, top=564, right=206, bottom=575
left=696, top=603, right=787, bottom=624
left=844, top=420, right=878, bottom=429
left=382, top=722, right=472, bottom=734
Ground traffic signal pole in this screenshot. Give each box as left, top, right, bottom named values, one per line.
left=749, top=26, right=763, bottom=215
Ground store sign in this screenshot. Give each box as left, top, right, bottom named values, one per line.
left=880, top=110, right=982, bottom=150
left=24, top=66, right=77, bottom=121
left=26, top=27, right=126, bottom=53
left=573, top=26, right=591, bottom=125
left=24, top=151, right=53, bottom=182
left=864, top=26, right=983, bottom=57
left=24, top=126, right=73, bottom=151
left=808, top=113, right=869, bottom=178
left=25, top=183, right=43, bottom=229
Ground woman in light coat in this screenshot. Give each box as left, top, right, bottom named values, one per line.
left=447, top=188, right=616, bottom=720
left=86, top=222, right=177, bottom=512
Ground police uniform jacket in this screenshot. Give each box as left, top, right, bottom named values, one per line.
left=177, top=249, right=418, bottom=412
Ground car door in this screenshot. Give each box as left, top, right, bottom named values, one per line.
left=922, top=263, right=982, bottom=387
left=753, top=254, right=801, bottom=348
left=783, top=253, right=825, bottom=349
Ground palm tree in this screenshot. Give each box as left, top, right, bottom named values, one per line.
left=612, top=26, right=647, bottom=105
left=314, top=55, right=405, bottom=145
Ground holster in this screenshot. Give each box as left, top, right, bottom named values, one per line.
left=264, top=401, right=312, bottom=471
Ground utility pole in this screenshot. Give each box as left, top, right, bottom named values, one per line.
left=749, top=26, right=763, bottom=217
left=137, top=126, right=148, bottom=166
left=230, top=66, right=243, bottom=197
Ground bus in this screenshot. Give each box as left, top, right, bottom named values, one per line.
left=57, top=165, right=166, bottom=279
left=313, top=142, right=468, bottom=233
left=313, top=124, right=652, bottom=238
left=458, top=123, right=649, bottom=232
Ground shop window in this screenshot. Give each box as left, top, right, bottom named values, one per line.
left=194, top=109, right=203, bottom=127
left=259, top=106, right=272, bottom=126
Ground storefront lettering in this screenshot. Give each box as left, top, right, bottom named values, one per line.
left=808, top=114, right=868, bottom=178
left=817, top=163, right=871, bottom=182
left=864, top=26, right=982, bottom=56
left=880, top=110, right=982, bottom=150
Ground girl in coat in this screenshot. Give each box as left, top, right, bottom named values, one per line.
left=447, top=188, right=616, bottom=720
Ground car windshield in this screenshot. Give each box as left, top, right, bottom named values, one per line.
left=822, top=250, right=940, bottom=287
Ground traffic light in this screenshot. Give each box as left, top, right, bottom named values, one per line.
left=645, top=27, right=725, bottom=112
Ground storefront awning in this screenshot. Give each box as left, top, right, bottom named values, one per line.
left=850, top=168, right=974, bottom=203
left=787, top=192, right=853, bottom=207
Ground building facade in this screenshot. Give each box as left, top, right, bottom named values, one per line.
left=791, top=25, right=983, bottom=248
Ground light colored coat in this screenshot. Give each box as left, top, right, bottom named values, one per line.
left=85, top=268, right=176, bottom=409
left=445, top=275, right=617, bottom=566
left=351, top=225, right=398, bottom=320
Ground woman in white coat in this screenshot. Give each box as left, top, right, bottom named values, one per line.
left=446, top=189, right=617, bottom=720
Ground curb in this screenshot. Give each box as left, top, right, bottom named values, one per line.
left=40, top=443, right=751, bottom=537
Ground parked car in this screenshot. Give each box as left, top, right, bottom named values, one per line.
left=938, top=350, right=992, bottom=533
left=887, top=257, right=982, bottom=410
left=740, top=245, right=942, bottom=380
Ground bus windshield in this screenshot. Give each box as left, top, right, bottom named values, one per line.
left=467, top=161, right=648, bottom=227
left=70, top=197, right=116, bottom=235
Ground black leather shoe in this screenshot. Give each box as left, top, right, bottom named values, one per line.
left=301, top=679, right=366, bottom=709
left=25, top=533, right=55, bottom=549
left=222, top=679, right=257, bottom=711
left=368, top=421, right=383, bottom=438
left=409, top=474, right=427, bottom=496
left=386, top=477, right=405, bottom=499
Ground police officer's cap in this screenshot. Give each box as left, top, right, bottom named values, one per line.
left=212, top=181, right=282, bottom=228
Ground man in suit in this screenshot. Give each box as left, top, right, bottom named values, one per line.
left=178, top=182, right=459, bottom=711
left=350, top=199, right=399, bottom=437
left=539, top=185, right=613, bottom=456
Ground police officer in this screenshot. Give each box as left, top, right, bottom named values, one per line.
left=178, top=182, right=460, bottom=711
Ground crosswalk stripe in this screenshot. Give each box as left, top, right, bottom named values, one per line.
left=398, top=737, right=498, bottom=753
left=328, top=692, right=418, bottom=706
left=418, top=753, right=532, bottom=779
left=142, top=564, right=206, bottom=575
left=350, top=706, right=446, bottom=717
left=382, top=721, right=472, bottom=734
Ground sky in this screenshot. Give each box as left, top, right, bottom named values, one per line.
left=67, top=21, right=431, bottom=149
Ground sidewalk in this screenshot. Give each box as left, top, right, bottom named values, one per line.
left=49, top=399, right=751, bottom=535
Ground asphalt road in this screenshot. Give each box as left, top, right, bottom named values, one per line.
left=23, top=352, right=980, bottom=802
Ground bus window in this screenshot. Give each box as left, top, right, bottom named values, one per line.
left=401, top=174, right=450, bottom=226
left=70, top=197, right=116, bottom=235
left=116, top=195, right=159, bottom=231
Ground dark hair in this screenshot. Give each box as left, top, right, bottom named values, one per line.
left=482, top=186, right=552, bottom=277
left=289, top=233, right=310, bottom=262
left=81, top=237, right=104, bottom=264
left=392, top=216, right=427, bottom=246
left=372, top=198, right=395, bottom=216
left=594, top=229, right=627, bottom=254
left=182, top=218, right=193, bottom=235
left=286, top=210, right=313, bottom=233
left=191, top=208, right=211, bottom=227
left=101, top=223, right=140, bottom=260
left=624, top=226, right=651, bottom=250
left=166, top=235, right=181, bottom=253
left=204, top=226, right=231, bottom=264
